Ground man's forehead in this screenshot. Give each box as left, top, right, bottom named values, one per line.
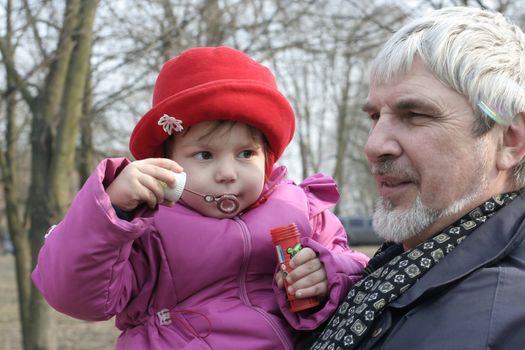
left=362, top=96, right=443, bottom=114
left=364, top=69, right=461, bottom=111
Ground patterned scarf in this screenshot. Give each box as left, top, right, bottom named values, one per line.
left=308, top=192, right=518, bottom=350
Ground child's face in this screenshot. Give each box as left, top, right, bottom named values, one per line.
left=169, top=121, right=266, bottom=218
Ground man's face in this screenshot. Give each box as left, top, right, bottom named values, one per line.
left=363, top=61, right=499, bottom=246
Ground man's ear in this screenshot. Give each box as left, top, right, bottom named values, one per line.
left=497, top=112, right=525, bottom=171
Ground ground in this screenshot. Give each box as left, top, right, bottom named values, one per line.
left=0, top=245, right=378, bottom=349
left=0, top=254, right=119, bottom=350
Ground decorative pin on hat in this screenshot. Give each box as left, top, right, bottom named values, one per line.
left=158, top=114, right=184, bottom=135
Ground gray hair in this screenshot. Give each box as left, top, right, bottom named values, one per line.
left=370, top=6, right=525, bottom=188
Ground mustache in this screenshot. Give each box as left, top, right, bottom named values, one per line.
left=371, top=159, right=420, bottom=183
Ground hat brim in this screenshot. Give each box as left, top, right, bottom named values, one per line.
left=129, top=80, right=295, bottom=161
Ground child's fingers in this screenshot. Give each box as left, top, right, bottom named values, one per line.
left=136, top=159, right=184, bottom=188
left=288, top=255, right=322, bottom=283
left=142, top=158, right=184, bottom=173
left=133, top=176, right=162, bottom=208
left=289, top=247, right=316, bottom=269
left=108, top=160, right=179, bottom=210
left=287, top=266, right=327, bottom=290
left=275, top=271, right=284, bottom=289
left=293, top=281, right=328, bottom=299
left=144, top=189, right=160, bottom=209
left=135, top=172, right=163, bottom=203
left=286, top=255, right=328, bottom=298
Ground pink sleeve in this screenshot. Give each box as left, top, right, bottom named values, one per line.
left=31, top=158, right=155, bottom=321
left=276, top=173, right=369, bottom=330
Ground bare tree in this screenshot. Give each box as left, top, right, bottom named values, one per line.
left=0, top=1, right=99, bottom=349
left=272, top=1, right=410, bottom=215
left=2, top=1, right=525, bottom=348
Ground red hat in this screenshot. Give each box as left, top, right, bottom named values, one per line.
left=129, top=46, right=295, bottom=172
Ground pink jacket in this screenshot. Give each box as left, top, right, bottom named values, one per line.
left=32, top=158, right=368, bottom=349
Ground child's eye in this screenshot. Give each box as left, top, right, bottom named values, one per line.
left=238, top=150, right=255, bottom=159
left=194, top=151, right=212, bottom=160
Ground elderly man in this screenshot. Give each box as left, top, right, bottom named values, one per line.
left=307, top=6, right=525, bottom=350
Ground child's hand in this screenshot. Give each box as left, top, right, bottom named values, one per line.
left=275, top=247, right=328, bottom=299
left=107, top=158, right=183, bottom=211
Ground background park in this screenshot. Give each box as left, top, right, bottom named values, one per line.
left=0, top=0, right=524, bottom=349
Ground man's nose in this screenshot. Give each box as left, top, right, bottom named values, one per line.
left=364, top=116, right=403, bottom=165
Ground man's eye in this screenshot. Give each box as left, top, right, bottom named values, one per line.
left=402, top=111, right=432, bottom=121
left=238, top=150, right=255, bottom=159
left=407, top=112, right=432, bottom=118
left=194, top=151, right=212, bottom=160
left=368, top=112, right=380, bottom=121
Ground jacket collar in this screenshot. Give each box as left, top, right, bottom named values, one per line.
left=391, top=192, right=525, bottom=308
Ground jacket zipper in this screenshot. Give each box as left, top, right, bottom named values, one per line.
left=234, top=218, right=293, bottom=350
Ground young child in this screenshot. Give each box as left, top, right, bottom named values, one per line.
left=32, top=47, right=368, bottom=349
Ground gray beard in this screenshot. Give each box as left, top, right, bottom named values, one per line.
left=373, top=176, right=489, bottom=243
left=373, top=195, right=439, bottom=243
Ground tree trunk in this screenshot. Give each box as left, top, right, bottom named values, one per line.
left=77, top=69, right=94, bottom=186
left=0, top=0, right=40, bottom=348
left=49, top=0, right=99, bottom=217
left=0, top=35, right=33, bottom=350
left=25, top=1, right=80, bottom=346
left=24, top=0, right=99, bottom=349
left=332, top=57, right=352, bottom=215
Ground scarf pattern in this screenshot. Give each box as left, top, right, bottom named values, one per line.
left=309, top=192, right=517, bottom=350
